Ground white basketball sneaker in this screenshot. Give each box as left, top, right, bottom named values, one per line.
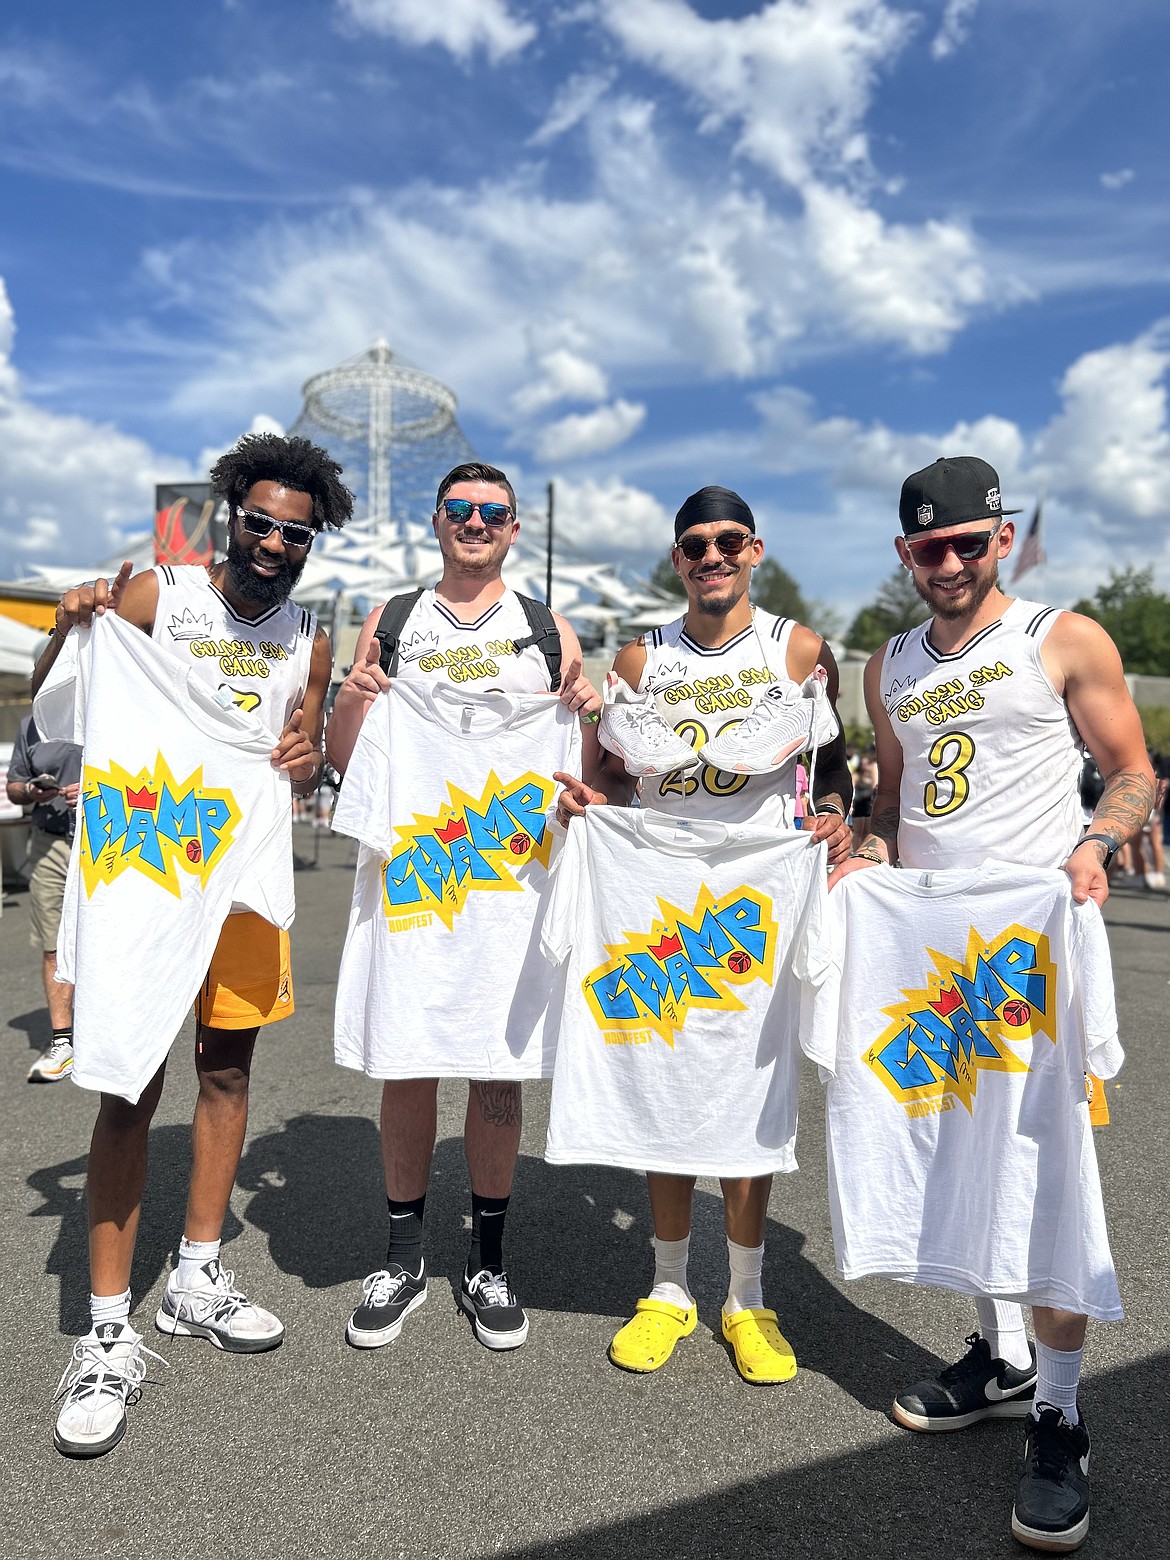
left=698, top=665, right=839, bottom=775
left=598, top=674, right=699, bottom=776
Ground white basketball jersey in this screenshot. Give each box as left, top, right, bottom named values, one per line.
left=394, top=588, right=553, bottom=695
left=640, top=609, right=800, bottom=827
left=879, top=598, right=1083, bottom=869
left=151, top=565, right=317, bottom=730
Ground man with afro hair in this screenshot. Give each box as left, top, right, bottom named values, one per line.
left=34, top=431, right=351, bottom=1458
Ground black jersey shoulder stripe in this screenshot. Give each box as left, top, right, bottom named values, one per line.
left=1026, top=606, right=1059, bottom=638
left=922, top=618, right=1004, bottom=663
left=650, top=626, right=662, bottom=649
left=160, top=564, right=175, bottom=586
left=769, top=616, right=790, bottom=641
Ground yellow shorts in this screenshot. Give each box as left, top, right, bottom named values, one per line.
left=196, top=912, right=294, bottom=1031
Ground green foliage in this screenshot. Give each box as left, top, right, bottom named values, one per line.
left=752, top=558, right=809, bottom=621
left=845, top=569, right=930, bottom=651
left=649, top=556, right=685, bottom=598
left=1071, top=567, right=1170, bottom=677
left=1137, top=704, right=1170, bottom=752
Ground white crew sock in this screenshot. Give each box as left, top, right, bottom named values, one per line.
left=89, top=1289, right=131, bottom=1330
left=176, top=1236, right=221, bottom=1289
left=1035, top=1341, right=1083, bottom=1425
left=648, top=1234, right=692, bottom=1309
left=975, top=1298, right=1032, bottom=1370
left=725, top=1237, right=765, bottom=1315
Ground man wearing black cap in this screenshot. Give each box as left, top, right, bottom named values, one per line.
left=834, top=456, right=1153, bottom=1552
left=557, top=485, right=852, bottom=1384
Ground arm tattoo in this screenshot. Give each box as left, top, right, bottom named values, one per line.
left=863, top=799, right=900, bottom=861
left=470, top=1080, right=521, bottom=1127
left=1089, top=769, right=1156, bottom=848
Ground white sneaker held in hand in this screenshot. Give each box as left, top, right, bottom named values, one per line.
left=597, top=673, right=699, bottom=777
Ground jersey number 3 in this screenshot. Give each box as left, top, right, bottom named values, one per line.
left=924, top=731, right=975, bottom=817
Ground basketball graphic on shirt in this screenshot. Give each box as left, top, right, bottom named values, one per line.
left=509, top=831, right=532, bottom=855
left=1002, top=999, right=1030, bottom=1027
left=186, top=840, right=202, bottom=864
left=726, top=949, right=752, bottom=974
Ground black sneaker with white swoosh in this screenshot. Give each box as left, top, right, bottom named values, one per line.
left=892, top=1332, right=1036, bottom=1432
left=1011, top=1406, right=1091, bottom=1553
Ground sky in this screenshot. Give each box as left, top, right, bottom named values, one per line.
left=1, top=0, right=1168, bottom=620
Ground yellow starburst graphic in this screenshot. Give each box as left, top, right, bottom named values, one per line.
left=79, top=754, right=241, bottom=900
left=582, top=884, right=778, bottom=1049
left=380, top=770, right=555, bottom=932
left=862, top=922, right=1057, bottom=1116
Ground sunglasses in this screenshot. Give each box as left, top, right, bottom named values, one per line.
left=675, top=530, right=755, bottom=562
left=907, top=525, right=1001, bottom=569
left=441, top=499, right=513, bottom=528
left=237, top=508, right=317, bottom=549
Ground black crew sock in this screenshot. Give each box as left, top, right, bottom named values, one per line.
left=467, top=1192, right=510, bottom=1278
left=386, top=1194, right=426, bottom=1278
left=52, top=1027, right=73, bottom=1044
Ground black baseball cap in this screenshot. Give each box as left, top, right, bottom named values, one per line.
left=898, top=456, right=1022, bottom=537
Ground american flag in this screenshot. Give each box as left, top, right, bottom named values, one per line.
left=1011, top=502, right=1044, bottom=582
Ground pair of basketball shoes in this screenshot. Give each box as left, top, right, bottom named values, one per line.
left=599, top=666, right=840, bottom=779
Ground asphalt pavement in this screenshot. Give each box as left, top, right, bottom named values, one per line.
left=0, top=829, right=1166, bottom=1560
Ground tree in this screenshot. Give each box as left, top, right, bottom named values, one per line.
left=649, top=556, right=685, bottom=598
left=648, top=554, right=810, bottom=618
left=1072, top=566, right=1170, bottom=677
left=846, top=569, right=930, bottom=651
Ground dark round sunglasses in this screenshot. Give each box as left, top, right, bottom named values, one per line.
left=675, top=530, right=754, bottom=561
left=237, top=508, right=317, bottom=549
left=441, top=499, right=513, bottom=528
left=907, top=525, right=1001, bottom=569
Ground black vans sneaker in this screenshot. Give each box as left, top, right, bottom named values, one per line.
left=1011, top=1406, right=1091, bottom=1553
left=893, top=1332, right=1036, bottom=1431
left=459, top=1269, right=529, bottom=1351
left=346, top=1265, right=427, bottom=1348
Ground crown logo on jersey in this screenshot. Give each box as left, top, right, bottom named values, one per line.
left=126, top=784, right=159, bottom=811
left=167, top=607, right=214, bottom=641
left=398, top=629, right=440, bottom=662
left=883, top=674, right=916, bottom=711
left=645, top=660, right=687, bottom=694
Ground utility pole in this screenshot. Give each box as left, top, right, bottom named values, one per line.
left=545, top=480, right=554, bottom=609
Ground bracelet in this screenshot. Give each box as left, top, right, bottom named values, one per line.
left=1077, top=832, right=1119, bottom=870
left=580, top=710, right=600, bottom=724
left=851, top=847, right=885, bottom=864
left=814, top=801, right=845, bottom=817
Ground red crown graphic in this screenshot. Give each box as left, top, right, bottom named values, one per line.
left=929, top=986, right=964, bottom=1018
left=126, top=784, right=159, bottom=811
left=435, top=816, right=467, bottom=844
left=650, top=932, right=682, bottom=961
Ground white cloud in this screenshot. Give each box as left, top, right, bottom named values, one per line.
left=1100, top=168, right=1135, bottom=191
left=530, top=70, right=615, bottom=146
left=511, top=348, right=609, bottom=416
left=931, top=0, right=980, bottom=61
left=0, top=278, right=192, bottom=578
left=336, top=0, right=535, bottom=64
left=533, top=399, right=647, bottom=463
left=548, top=474, right=673, bottom=556
left=597, top=0, right=914, bottom=188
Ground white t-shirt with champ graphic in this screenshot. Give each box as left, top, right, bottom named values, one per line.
left=56, top=613, right=295, bottom=1103
left=332, top=680, right=581, bottom=1079
left=541, top=806, right=831, bottom=1177
left=805, top=863, right=1123, bottom=1321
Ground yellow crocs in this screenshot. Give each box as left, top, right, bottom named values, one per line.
left=609, top=1298, right=698, bottom=1373
left=721, top=1307, right=797, bottom=1384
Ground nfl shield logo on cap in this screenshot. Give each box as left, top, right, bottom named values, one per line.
left=917, top=504, right=934, bottom=525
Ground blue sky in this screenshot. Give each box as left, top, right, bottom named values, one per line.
left=1, top=0, right=1168, bottom=618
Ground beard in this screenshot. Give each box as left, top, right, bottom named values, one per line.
left=692, top=568, right=748, bottom=617
left=442, top=530, right=503, bottom=574
left=912, top=558, right=999, bottom=620
left=225, top=534, right=306, bottom=609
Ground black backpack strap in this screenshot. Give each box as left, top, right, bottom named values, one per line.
left=372, top=587, right=425, bottom=677
left=512, top=593, right=563, bottom=692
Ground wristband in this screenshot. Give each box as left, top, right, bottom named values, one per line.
left=814, top=801, right=844, bottom=817
left=580, top=710, right=600, bottom=724
left=1077, top=832, right=1119, bottom=870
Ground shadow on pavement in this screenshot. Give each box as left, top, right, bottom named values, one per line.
left=7, top=1005, right=50, bottom=1054
left=28, top=1124, right=243, bottom=1336
left=488, top=1351, right=1169, bottom=1560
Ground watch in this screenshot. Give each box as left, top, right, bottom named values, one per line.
left=1079, top=832, right=1119, bottom=870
